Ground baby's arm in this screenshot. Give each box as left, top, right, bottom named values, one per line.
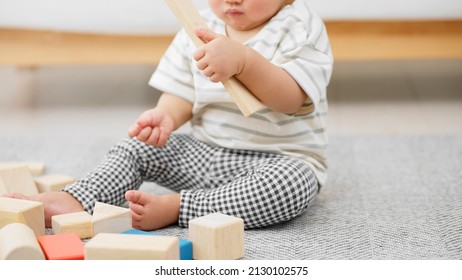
left=194, top=29, right=307, bottom=114
left=128, top=93, right=193, bottom=146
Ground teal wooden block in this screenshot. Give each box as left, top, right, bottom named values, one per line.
left=122, top=229, right=192, bottom=260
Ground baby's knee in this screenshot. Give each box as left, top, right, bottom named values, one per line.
left=108, top=137, right=147, bottom=157
left=259, top=159, right=318, bottom=212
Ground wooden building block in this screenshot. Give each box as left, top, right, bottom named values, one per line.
left=52, top=211, right=93, bottom=239
left=34, top=174, right=76, bottom=193
left=122, top=229, right=192, bottom=260
left=0, top=161, right=46, bottom=175
left=0, top=197, right=45, bottom=237
left=91, top=202, right=132, bottom=236
left=0, top=166, right=39, bottom=196
left=164, top=0, right=265, bottom=117
left=0, top=223, right=45, bottom=260
left=189, top=213, right=244, bottom=260
left=85, top=233, right=179, bottom=260
left=37, top=233, right=84, bottom=260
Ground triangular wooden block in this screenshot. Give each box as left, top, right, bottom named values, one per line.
left=91, top=202, right=132, bottom=236
left=0, top=166, right=39, bottom=196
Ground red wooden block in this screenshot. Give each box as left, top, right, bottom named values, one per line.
left=37, top=233, right=84, bottom=260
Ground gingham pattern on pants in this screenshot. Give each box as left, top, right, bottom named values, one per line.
left=63, top=134, right=318, bottom=229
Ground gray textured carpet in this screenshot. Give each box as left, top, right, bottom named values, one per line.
left=1, top=133, right=461, bottom=259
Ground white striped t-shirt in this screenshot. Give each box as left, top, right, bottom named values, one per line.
left=149, top=0, right=333, bottom=187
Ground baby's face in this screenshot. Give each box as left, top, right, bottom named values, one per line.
left=208, top=0, right=287, bottom=32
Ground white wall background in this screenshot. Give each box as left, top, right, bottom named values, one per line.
left=0, top=0, right=461, bottom=34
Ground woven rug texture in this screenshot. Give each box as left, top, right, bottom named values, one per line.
left=1, top=133, right=461, bottom=259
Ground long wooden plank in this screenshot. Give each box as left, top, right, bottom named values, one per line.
left=0, top=28, right=172, bottom=66
left=1, top=21, right=461, bottom=66
left=327, top=20, right=462, bottom=61
left=164, top=0, right=265, bottom=117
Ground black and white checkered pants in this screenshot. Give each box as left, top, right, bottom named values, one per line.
left=63, top=134, right=318, bottom=229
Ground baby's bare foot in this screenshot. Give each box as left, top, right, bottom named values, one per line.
left=3, top=192, right=84, bottom=228
left=125, top=190, right=180, bottom=230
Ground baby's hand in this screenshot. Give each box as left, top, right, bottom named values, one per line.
left=128, top=108, right=174, bottom=147
left=193, top=29, right=246, bottom=83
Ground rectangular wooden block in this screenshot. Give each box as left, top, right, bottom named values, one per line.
left=34, top=174, right=76, bottom=193
left=0, top=166, right=39, bottom=196
left=52, top=211, right=93, bottom=239
left=0, top=197, right=45, bottom=237
left=0, top=162, right=46, bottom=176
left=122, top=229, right=192, bottom=260
left=91, top=202, right=132, bottom=235
left=189, top=213, right=244, bottom=260
left=38, top=233, right=84, bottom=260
left=85, top=233, right=179, bottom=260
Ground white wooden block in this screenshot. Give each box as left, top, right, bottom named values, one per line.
left=189, top=213, right=244, bottom=260
left=85, top=233, right=179, bottom=260
left=91, top=202, right=132, bottom=236
left=0, top=166, right=39, bottom=196
left=52, top=211, right=93, bottom=239
left=0, top=223, right=45, bottom=260
left=0, top=197, right=45, bottom=237
left=34, top=174, right=76, bottom=193
left=164, top=0, right=265, bottom=117
left=0, top=161, right=46, bottom=175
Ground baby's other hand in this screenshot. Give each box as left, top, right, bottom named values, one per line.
left=128, top=108, right=174, bottom=147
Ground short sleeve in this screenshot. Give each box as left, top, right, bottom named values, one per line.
left=148, top=29, right=196, bottom=104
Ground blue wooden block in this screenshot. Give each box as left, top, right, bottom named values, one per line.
left=122, top=229, right=192, bottom=260
left=178, top=239, right=192, bottom=260
left=122, top=229, right=155, bottom=235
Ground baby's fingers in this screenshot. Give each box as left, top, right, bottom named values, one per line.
left=137, top=110, right=162, bottom=128
left=128, top=124, right=142, bottom=138
left=136, top=126, right=153, bottom=142
left=157, top=128, right=171, bottom=147
left=145, top=127, right=161, bottom=146
left=143, top=127, right=170, bottom=147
